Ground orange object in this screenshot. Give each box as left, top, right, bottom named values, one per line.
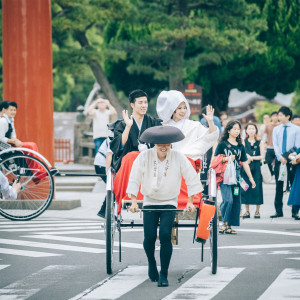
left=196, top=202, right=216, bottom=243
left=2, top=0, right=54, bottom=165
left=113, top=151, right=202, bottom=214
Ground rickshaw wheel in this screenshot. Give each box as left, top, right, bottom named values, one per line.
left=0, top=153, right=54, bottom=221
left=106, top=189, right=116, bottom=274
left=209, top=199, right=218, bottom=274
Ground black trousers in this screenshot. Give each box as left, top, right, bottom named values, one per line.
left=274, top=160, right=296, bottom=214
left=143, top=205, right=176, bottom=278
left=265, top=148, right=276, bottom=176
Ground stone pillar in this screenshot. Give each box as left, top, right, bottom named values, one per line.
left=2, top=0, right=54, bottom=164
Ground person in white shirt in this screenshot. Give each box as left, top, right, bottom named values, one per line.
left=88, top=98, right=117, bottom=154
left=127, top=126, right=203, bottom=287
left=0, top=171, right=21, bottom=200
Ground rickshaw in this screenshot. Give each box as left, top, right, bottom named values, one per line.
left=104, top=163, right=218, bottom=276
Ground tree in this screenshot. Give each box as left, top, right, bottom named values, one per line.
left=104, top=0, right=266, bottom=112
left=52, top=0, right=131, bottom=114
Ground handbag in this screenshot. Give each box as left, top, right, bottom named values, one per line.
left=223, top=157, right=237, bottom=185
left=278, top=163, right=287, bottom=182
left=261, top=163, right=271, bottom=183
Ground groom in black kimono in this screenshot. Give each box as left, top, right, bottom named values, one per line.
left=110, top=89, right=162, bottom=172
left=97, top=89, right=161, bottom=217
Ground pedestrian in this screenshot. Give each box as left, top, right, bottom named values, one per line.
left=271, top=106, right=300, bottom=218
left=88, top=98, right=117, bottom=155
left=258, top=113, right=270, bottom=139
left=219, top=111, right=229, bottom=133
left=94, top=136, right=113, bottom=218
left=241, top=123, right=264, bottom=219
left=0, top=100, right=10, bottom=117
left=292, top=114, right=300, bottom=127
left=0, top=170, right=21, bottom=200
left=263, top=111, right=279, bottom=176
left=215, top=120, right=256, bottom=234
left=288, top=149, right=300, bottom=220
left=127, top=126, right=202, bottom=287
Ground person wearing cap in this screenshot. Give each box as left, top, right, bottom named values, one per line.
left=110, top=89, right=161, bottom=172
left=156, top=90, right=219, bottom=161
left=127, top=126, right=203, bottom=287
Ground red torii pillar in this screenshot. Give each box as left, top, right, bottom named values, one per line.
left=2, top=0, right=54, bottom=165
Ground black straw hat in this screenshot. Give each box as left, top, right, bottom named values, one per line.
left=139, top=126, right=185, bottom=144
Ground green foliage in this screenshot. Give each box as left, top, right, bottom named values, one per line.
left=291, top=81, right=300, bottom=115
left=254, top=102, right=281, bottom=123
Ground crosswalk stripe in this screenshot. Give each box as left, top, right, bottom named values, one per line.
left=286, top=257, right=300, bottom=261
left=219, top=243, right=300, bottom=250
left=0, top=265, right=10, bottom=270
left=0, top=222, right=103, bottom=228
left=34, top=230, right=102, bottom=235
left=163, top=267, right=244, bottom=300
left=258, top=268, right=300, bottom=299
left=0, top=265, right=81, bottom=299
left=0, top=238, right=105, bottom=253
left=24, top=234, right=144, bottom=249
left=0, top=220, right=96, bottom=225
left=0, top=226, right=101, bottom=232
left=0, top=248, right=62, bottom=257
left=70, top=265, right=148, bottom=300
left=238, top=229, right=300, bottom=237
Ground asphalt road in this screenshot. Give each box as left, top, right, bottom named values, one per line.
left=0, top=215, right=299, bottom=300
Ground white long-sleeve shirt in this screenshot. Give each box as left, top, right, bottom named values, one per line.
left=0, top=171, right=17, bottom=200
left=126, top=148, right=203, bottom=206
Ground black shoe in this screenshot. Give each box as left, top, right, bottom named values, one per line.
left=157, top=274, right=169, bottom=287
left=97, top=208, right=106, bottom=218
left=270, top=213, right=283, bottom=218
left=293, top=214, right=300, bottom=220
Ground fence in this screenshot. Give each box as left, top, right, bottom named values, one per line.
left=54, top=138, right=73, bottom=163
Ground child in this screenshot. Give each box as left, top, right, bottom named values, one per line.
left=127, top=126, right=203, bottom=287
left=214, top=120, right=256, bottom=234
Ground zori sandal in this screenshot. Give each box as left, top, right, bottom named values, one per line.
left=242, top=211, right=250, bottom=219
left=254, top=211, right=260, bottom=219
left=219, top=224, right=228, bottom=234
left=225, top=227, right=237, bottom=235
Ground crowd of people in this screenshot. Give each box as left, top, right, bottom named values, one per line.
left=89, top=89, right=299, bottom=287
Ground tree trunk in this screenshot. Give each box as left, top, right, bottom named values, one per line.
left=74, top=30, right=123, bottom=116
left=203, top=87, right=230, bottom=116
left=168, top=38, right=186, bottom=90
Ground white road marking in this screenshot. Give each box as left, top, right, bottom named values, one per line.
left=0, top=222, right=102, bottom=228
left=0, top=248, right=61, bottom=257
left=34, top=230, right=102, bottom=235
left=219, top=243, right=300, bottom=250
left=0, top=265, right=80, bottom=299
left=238, top=229, right=300, bottom=237
left=0, top=226, right=101, bottom=232
left=23, top=234, right=143, bottom=249
left=286, top=257, right=300, bottom=261
left=70, top=265, right=148, bottom=300
left=0, top=238, right=105, bottom=253
left=0, top=265, right=10, bottom=270
left=163, top=267, right=244, bottom=300
left=258, top=268, right=300, bottom=299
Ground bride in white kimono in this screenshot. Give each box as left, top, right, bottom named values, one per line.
left=156, top=90, right=219, bottom=161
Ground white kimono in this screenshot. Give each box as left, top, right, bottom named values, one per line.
left=166, top=119, right=219, bottom=160
left=126, top=148, right=203, bottom=206
left=156, top=90, right=219, bottom=161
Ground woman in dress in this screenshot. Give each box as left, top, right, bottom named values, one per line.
left=241, top=123, right=264, bottom=219
left=214, top=120, right=256, bottom=234
left=156, top=90, right=219, bottom=161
